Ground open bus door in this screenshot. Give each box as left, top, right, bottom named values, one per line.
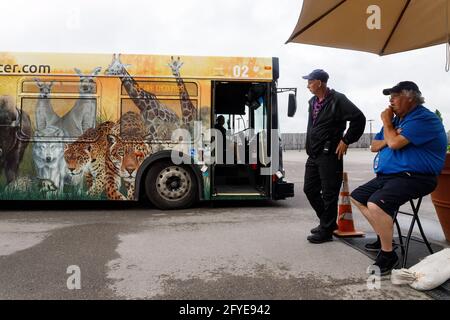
left=211, top=81, right=271, bottom=200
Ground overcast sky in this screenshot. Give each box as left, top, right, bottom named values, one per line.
left=1, top=0, right=449, bottom=133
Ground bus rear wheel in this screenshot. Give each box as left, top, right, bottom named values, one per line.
left=145, top=161, right=197, bottom=209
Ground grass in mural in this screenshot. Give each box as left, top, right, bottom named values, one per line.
left=0, top=144, right=108, bottom=200
left=0, top=189, right=106, bottom=201
left=1, top=139, right=137, bottom=201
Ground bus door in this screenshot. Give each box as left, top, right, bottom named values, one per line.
left=211, top=81, right=270, bottom=199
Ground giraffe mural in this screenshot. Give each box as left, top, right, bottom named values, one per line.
left=167, top=56, right=198, bottom=131
left=105, top=54, right=179, bottom=140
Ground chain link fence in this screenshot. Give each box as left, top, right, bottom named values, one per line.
left=281, top=131, right=450, bottom=151
left=281, top=133, right=373, bottom=151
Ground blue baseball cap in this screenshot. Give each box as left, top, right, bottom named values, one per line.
left=302, top=69, right=329, bottom=82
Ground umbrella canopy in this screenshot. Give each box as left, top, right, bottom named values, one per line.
left=287, top=0, right=450, bottom=57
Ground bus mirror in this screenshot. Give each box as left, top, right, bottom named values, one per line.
left=287, top=93, right=297, bottom=117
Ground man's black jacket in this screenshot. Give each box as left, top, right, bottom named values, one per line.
left=306, top=89, right=366, bottom=157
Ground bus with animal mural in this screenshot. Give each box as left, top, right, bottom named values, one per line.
left=0, top=51, right=296, bottom=209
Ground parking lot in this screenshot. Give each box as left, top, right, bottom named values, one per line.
left=0, top=149, right=447, bottom=300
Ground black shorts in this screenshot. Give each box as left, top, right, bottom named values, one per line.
left=350, top=173, right=437, bottom=217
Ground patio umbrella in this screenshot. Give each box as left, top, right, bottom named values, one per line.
left=286, top=0, right=450, bottom=70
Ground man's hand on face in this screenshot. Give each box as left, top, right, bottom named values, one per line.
left=381, top=107, right=394, bottom=124
left=335, top=140, right=348, bottom=160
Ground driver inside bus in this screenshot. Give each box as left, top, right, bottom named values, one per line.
left=214, top=115, right=227, bottom=137
left=213, top=115, right=227, bottom=164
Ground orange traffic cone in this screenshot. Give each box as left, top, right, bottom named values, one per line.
left=333, top=172, right=365, bottom=237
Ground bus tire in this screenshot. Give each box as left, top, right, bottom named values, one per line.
left=145, top=160, right=197, bottom=209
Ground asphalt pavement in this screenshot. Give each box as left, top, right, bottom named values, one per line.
left=0, top=149, right=447, bottom=300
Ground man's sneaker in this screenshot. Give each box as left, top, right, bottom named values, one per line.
left=307, top=231, right=333, bottom=244
left=373, top=250, right=399, bottom=276
left=310, top=225, right=321, bottom=234
left=365, top=236, right=398, bottom=252
left=365, top=237, right=381, bottom=252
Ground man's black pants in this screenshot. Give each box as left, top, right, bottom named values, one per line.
left=303, top=153, right=343, bottom=233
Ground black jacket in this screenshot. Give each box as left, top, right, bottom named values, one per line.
left=306, top=89, right=366, bottom=157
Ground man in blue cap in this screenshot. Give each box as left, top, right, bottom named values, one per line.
left=350, top=81, right=447, bottom=275
left=302, top=69, right=366, bottom=244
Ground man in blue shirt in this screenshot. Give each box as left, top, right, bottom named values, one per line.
left=350, top=81, right=448, bottom=275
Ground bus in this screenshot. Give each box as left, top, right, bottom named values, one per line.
left=0, top=52, right=296, bottom=209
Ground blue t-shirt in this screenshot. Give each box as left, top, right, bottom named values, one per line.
left=373, top=105, right=448, bottom=175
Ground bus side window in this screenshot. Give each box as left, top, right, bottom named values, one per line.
left=20, top=78, right=98, bottom=141
left=119, top=80, right=199, bottom=141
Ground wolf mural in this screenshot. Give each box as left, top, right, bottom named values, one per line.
left=32, top=126, right=67, bottom=193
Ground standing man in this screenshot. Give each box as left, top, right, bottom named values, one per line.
left=350, top=82, right=447, bottom=275
left=302, top=69, right=366, bottom=244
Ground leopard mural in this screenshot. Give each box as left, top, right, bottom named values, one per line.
left=63, top=112, right=153, bottom=200
left=63, top=121, right=115, bottom=197
left=105, top=111, right=153, bottom=200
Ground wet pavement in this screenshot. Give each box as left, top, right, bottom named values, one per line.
left=0, top=149, right=447, bottom=299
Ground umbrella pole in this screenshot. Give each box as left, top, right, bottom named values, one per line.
left=446, top=0, right=449, bottom=72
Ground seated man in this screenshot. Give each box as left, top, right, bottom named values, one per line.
left=350, top=81, right=448, bottom=275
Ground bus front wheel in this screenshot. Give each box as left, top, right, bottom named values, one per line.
left=145, top=161, right=197, bottom=209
